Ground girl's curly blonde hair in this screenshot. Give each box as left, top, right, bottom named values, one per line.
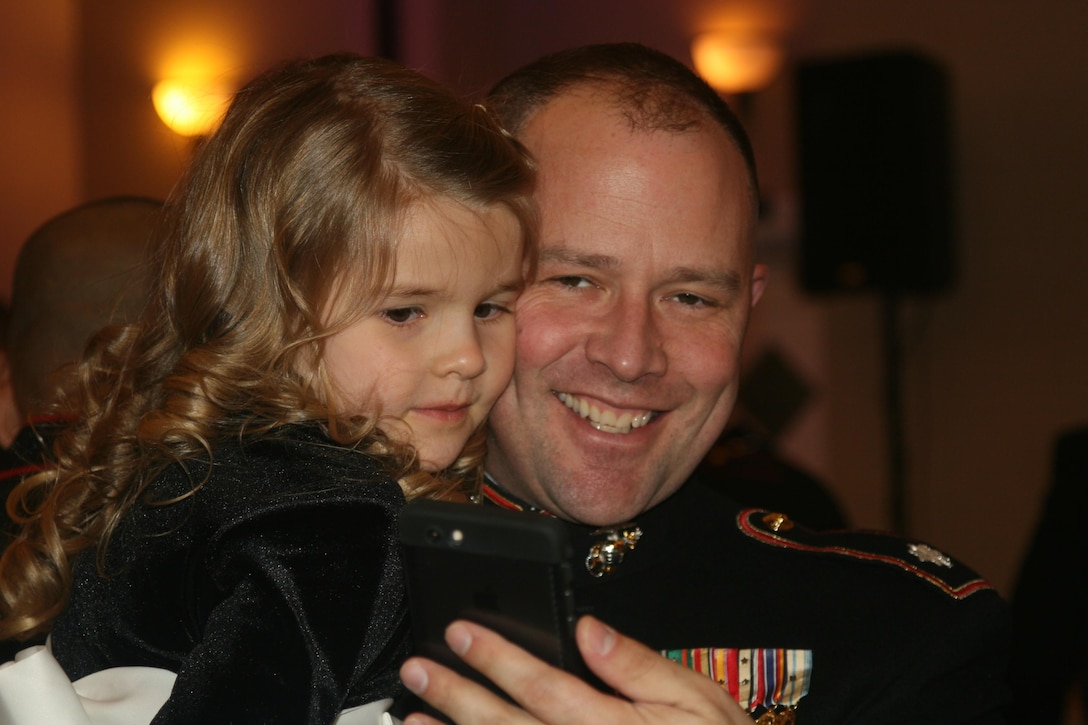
left=0, top=53, right=536, bottom=642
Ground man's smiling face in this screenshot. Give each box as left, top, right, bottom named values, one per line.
left=486, top=90, right=766, bottom=526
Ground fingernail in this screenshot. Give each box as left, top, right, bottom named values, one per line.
left=446, top=621, right=472, bottom=656
left=586, top=618, right=617, bottom=655
left=400, top=660, right=428, bottom=694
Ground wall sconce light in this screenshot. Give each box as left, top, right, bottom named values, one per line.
left=152, top=78, right=231, bottom=137
left=691, top=31, right=785, bottom=95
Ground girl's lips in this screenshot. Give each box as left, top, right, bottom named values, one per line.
left=413, top=405, right=471, bottom=423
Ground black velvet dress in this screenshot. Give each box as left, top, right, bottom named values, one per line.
left=49, top=424, right=410, bottom=724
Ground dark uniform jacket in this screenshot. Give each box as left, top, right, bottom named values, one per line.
left=483, top=478, right=1010, bottom=724
left=47, top=424, right=410, bottom=724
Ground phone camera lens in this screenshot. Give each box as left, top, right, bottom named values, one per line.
left=425, top=527, right=443, bottom=543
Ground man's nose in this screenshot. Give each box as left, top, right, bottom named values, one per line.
left=584, top=298, right=666, bottom=382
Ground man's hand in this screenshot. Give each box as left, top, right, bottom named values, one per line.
left=399, top=615, right=753, bottom=724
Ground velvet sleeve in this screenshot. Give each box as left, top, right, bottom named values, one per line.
left=150, top=489, right=410, bottom=725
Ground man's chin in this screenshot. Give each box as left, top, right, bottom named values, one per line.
left=548, top=483, right=671, bottom=528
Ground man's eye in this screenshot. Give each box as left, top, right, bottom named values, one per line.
left=552, top=275, right=593, bottom=288
left=474, top=302, right=509, bottom=321
left=672, top=292, right=714, bottom=307
left=381, top=306, right=423, bottom=324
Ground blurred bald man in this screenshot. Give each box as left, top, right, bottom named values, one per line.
left=0, top=197, right=159, bottom=661
left=5, top=196, right=160, bottom=424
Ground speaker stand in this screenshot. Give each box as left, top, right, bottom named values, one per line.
left=882, top=293, right=908, bottom=535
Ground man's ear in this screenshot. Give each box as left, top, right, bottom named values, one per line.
left=750, top=263, right=769, bottom=308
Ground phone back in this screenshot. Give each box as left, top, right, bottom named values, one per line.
left=398, top=499, right=585, bottom=689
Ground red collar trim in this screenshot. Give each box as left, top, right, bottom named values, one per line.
left=477, top=481, right=551, bottom=516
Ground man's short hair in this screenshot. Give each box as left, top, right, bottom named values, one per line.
left=486, top=42, right=758, bottom=194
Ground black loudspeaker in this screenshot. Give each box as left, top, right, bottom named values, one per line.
left=797, top=51, right=955, bottom=295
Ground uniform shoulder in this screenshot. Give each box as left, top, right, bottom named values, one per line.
left=736, top=508, right=995, bottom=600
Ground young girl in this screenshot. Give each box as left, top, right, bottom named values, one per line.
left=0, top=53, right=535, bottom=723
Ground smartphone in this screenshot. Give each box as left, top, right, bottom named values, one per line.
left=397, top=499, right=589, bottom=701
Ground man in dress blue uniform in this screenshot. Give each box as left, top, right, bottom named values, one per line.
left=399, top=43, right=1010, bottom=724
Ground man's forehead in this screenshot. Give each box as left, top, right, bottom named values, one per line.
left=522, top=86, right=684, bottom=142
left=519, top=85, right=757, bottom=272
left=517, top=82, right=757, bottom=217
left=524, top=98, right=722, bottom=177
left=523, top=90, right=754, bottom=201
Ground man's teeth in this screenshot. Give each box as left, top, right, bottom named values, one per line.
left=556, top=393, right=654, bottom=434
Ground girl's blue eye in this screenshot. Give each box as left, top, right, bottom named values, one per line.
left=382, top=307, right=423, bottom=324
left=474, top=303, right=508, bottom=320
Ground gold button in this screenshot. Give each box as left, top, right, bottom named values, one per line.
left=762, top=512, right=794, bottom=532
